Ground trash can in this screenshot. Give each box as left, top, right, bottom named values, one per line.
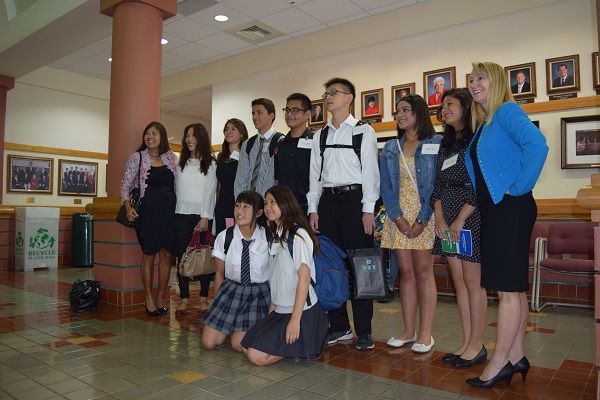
left=15, top=207, right=60, bottom=271
left=72, top=213, right=93, bottom=267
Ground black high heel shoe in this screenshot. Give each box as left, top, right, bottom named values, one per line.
left=453, top=346, right=487, bottom=369
left=158, top=307, right=168, bottom=315
left=512, top=357, right=530, bottom=382
left=466, top=362, right=514, bottom=389
left=145, top=304, right=160, bottom=317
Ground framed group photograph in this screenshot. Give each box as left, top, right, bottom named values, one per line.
left=58, top=159, right=98, bottom=196
left=546, top=54, right=580, bottom=94
left=506, top=62, right=536, bottom=99
left=423, top=67, right=456, bottom=110
left=7, top=155, right=53, bottom=194
left=361, top=88, right=383, bottom=120
left=592, top=52, right=600, bottom=91
left=561, top=115, right=600, bottom=169
left=465, top=73, right=471, bottom=87
left=391, top=83, right=416, bottom=116
left=309, top=99, right=326, bottom=128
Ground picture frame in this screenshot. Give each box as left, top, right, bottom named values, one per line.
left=546, top=54, right=580, bottom=94
left=561, top=115, right=600, bottom=169
left=391, top=83, right=416, bottom=116
left=465, top=73, right=471, bottom=88
left=505, top=62, right=537, bottom=99
left=58, top=159, right=98, bottom=196
left=7, top=155, right=53, bottom=194
left=423, top=67, right=456, bottom=110
left=361, top=88, right=383, bottom=120
left=309, top=99, right=326, bottom=128
left=592, top=52, right=600, bottom=90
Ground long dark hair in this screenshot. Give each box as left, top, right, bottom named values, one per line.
left=217, top=118, right=249, bottom=163
left=236, top=191, right=265, bottom=231
left=265, top=185, right=319, bottom=256
left=436, top=88, right=474, bottom=152
left=136, top=121, right=171, bottom=154
left=395, top=95, right=434, bottom=141
left=179, top=123, right=214, bottom=174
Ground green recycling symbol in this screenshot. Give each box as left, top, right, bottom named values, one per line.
left=16, top=232, right=24, bottom=248
left=29, top=228, right=56, bottom=249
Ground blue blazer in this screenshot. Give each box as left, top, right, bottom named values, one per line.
left=465, top=102, right=548, bottom=204
left=380, top=134, right=443, bottom=223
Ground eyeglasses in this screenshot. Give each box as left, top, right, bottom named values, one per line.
left=321, top=89, right=351, bottom=99
left=282, top=107, right=307, bottom=115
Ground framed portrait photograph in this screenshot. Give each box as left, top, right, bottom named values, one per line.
left=58, top=159, right=98, bottom=196
left=423, top=67, right=456, bottom=110
left=546, top=54, right=580, bottom=94
left=561, top=115, right=600, bottom=169
left=309, top=99, right=326, bottom=128
left=592, top=52, right=600, bottom=90
left=465, top=73, right=471, bottom=87
left=391, top=83, right=416, bottom=116
left=361, top=88, right=383, bottom=120
left=506, top=62, right=536, bottom=99
left=7, top=155, right=53, bottom=194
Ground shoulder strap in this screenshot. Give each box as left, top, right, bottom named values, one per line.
left=137, top=151, right=142, bottom=187
left=223, top=227, right=234, bottom=254
left=245, top=135, right=258, bottom=156
left=269, top=132, right=284, bottom=157
left=318, top=122, right=365, bottom=181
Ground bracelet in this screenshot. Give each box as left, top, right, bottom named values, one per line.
left=394, top=215, right=403, bottom=222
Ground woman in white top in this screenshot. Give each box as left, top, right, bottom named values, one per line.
left=174, top=123, right=217, bottom=316
left=202, top=191, right=270, bottom=352
left=243, top=185, right=328, bottom=366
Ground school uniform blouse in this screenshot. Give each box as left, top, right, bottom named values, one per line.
left=212, top=225, right=269, bottom=283
left=271, top=227, right=317, bottom=313
left=175, top=158, right=217, bottom=217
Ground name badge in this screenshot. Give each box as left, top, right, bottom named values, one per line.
left=230, top=151, right=239, bottom=161
left=268, top=242, right=282, bottom=256
left=421, top=144, right=440, bottom=155
left=297, top=138, right=313, bottom=149
left=441, top=153, right=458, bottom=170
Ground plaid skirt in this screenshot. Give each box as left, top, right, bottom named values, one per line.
left=203, top=279, right=270, bottom=334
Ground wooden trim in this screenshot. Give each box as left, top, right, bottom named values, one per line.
left=536, top=198, right=590, bottom=220
left=5, top=143, right=108, bottom=160
left=372, top=95, right=600, bottom=133
left=0, top=205, right=85, bottom=217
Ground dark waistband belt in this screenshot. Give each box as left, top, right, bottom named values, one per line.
left=322, top=184, right=362, bottom=195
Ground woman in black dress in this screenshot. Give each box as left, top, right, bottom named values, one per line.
left=215, top=119, right=248, bottom=235
left=121, top=121, right=177, bottom=316
left=431, top=88, right=487, bottom=368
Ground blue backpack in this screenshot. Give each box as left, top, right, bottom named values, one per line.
left=283, top=228, right=349, bottom=312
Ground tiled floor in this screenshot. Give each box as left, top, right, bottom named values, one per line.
left=0, top=268, right=597, bottom=400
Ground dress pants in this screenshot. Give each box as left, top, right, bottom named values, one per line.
left=317, top=189, right=374, bottom=336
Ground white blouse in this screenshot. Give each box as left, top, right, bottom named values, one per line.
left=175, top=158, right=217, bottom=217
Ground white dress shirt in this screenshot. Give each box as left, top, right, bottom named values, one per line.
left=306, top=115, right=380, bottom=213
left=175, top=159, right=217, bottom=218
left=212, top=225, right=270, bottom=284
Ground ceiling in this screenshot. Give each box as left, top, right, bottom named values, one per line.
left=41, top=0, right=424, bottom=121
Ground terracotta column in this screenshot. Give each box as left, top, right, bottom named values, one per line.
left=89, top=0, right=175, bottom=310
left=0, top=75, right=15, bottom=205
left=576, top=175, right=600, bottom=395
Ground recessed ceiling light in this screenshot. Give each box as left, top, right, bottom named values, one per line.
left=161, top=38, right=168, bottom=45
left=108, top=57, right=112, bottom=62
left=214, top=15, right=228, bottom=22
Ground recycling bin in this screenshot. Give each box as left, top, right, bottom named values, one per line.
left=15, top=207, right=59, bottom=271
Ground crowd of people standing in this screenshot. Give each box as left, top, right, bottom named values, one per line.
left=120, top=61, right=548, bottom=387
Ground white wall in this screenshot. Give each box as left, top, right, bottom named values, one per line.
left=211, top=0, right=599, bottom=200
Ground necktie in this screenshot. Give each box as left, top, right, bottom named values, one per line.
left=561, top=78, right=565, bottom=85
left=250, top=137, right=265, bottom=191
left=240, top=239, right=253, bottom=285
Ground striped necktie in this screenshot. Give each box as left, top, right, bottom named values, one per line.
left=240, top=239, right=253, bottom=285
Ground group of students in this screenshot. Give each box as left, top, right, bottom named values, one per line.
left=120, top=61, right=549, bottom=387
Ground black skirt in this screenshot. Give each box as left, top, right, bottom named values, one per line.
left=241, top=304, right=328, bottom=359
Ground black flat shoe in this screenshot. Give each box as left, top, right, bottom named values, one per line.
left=158, top=307, right=168, bottom=315
left=145, top=304, right=160, bottom=317
left=512, top=356, right=530, bottom=382
left=453, top=346, right=487, bottom=369
left=442, top=353, right=460, bottom=363
left=466, top=362, right=514, bottom=389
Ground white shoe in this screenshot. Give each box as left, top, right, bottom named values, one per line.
left=411, top=337, right=434, bottom=353
left=386, top=334, right=417, bottom=348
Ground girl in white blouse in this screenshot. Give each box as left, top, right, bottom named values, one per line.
left=242, top=185, right=328, bottom=365
left=174, top=124, right=217, bottom=316
left=202, top=191, right=270, bottom=352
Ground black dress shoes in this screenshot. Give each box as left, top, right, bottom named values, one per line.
left=453, top=346, right=487, bottom=369
left=466, top=362, right=514, bottom=389
left=442, top=353, right=460, bottom=363
left=512, top=356, right=530, bottom=382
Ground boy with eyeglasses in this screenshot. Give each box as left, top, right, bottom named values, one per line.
left=274, top=93, right=314, bottom=215
left=307, top=77, right=380, bottom=350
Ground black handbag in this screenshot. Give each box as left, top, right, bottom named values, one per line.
left=116, top=152, right=142, bottom=228
left=69, top=279, right=100, bottom=312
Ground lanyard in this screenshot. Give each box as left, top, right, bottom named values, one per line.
left=397, top=139, right=418, bottom=191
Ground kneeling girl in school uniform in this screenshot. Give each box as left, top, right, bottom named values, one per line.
left=202, top=191, right=270, bottom=352
left=243, top=185, right=328, bottom=365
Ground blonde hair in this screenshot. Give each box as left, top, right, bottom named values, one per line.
left=470, top=62, right=514, bottom=130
